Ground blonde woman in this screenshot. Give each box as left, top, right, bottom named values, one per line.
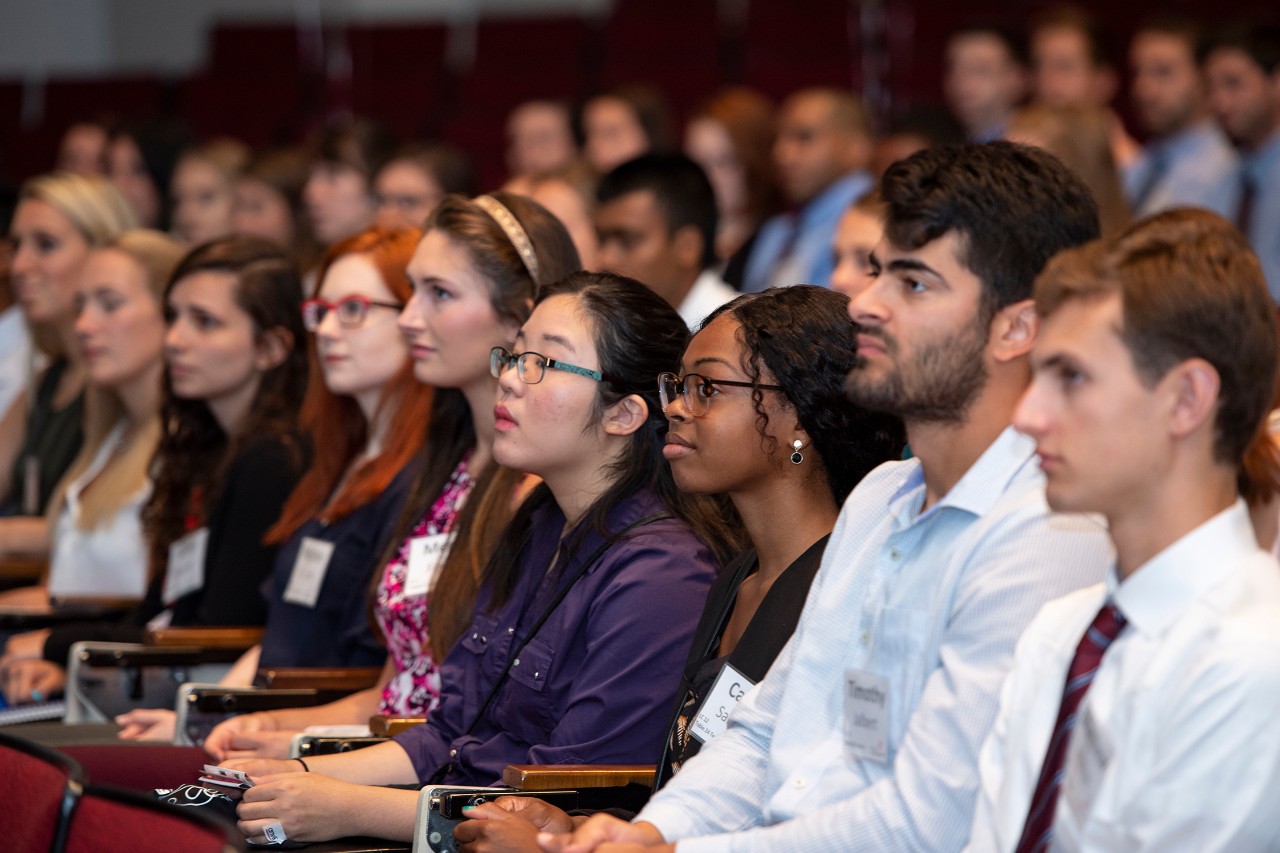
left=0, top=231, right=183, bottom=656
left=171, top=139, right=250, bottom=247
left=1, top=172, right=137, bottom=526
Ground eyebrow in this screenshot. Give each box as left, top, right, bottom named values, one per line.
left=537, top=332, right=578, bottom=353
left=884, top=257, right=942, bottom=278
left=689, top=356, right=738, bottom=372
left=1031, top=351, right=1074, bottom=373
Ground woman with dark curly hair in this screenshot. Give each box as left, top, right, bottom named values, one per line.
left=451, top=284, right=905, bottom=850
left=9, top=236, right=311, bottom=709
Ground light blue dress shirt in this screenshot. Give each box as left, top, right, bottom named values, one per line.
left=637, top=427, right=1113, bottom=852
left=741, top=171, right=873, bottom=293
left=1122, top=119, right=1239, bottom=219
left=1239, top=131, right=1280, bottom=302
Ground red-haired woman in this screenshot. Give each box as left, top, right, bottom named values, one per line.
left=116, top=226, right=431, bottom=739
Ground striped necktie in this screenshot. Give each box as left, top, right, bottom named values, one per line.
left=1013, top=602, right=1127, bottom=853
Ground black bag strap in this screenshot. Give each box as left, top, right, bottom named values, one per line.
left=426, top=511, right=672, bottom=784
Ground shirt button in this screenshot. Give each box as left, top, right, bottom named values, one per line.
left=861, top=631, right=871, bottom=646
left=480, top=636, right=487, bottom=644
left=888, top=548, right=901, bottom=560
left=792, top=777, right=806, bottom=789
left=449, top=749, right=457, bottom=758
left=508, top=627, right=515, bottom=634
left=533, top=672, right=540, bottom=678
left=471, top=633, right=478, bottom=640
left=513, top=658, right=521, bottom=667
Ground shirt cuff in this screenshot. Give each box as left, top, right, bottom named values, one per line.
left=639, top=801, right=711, bottom=848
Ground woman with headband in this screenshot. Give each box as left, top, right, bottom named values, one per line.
left=203, top=192, right=578, bottom=761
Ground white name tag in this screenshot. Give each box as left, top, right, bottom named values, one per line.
left=283, top=536, right=336, bottom=608
left=403, top=532, right=454, bottom=598
left=690, top=663, right=754, bottom=743
left=163, top=527, right=209, bottom=605
left=844, top=669, right=890, bottom=764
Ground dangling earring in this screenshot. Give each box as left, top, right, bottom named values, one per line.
left=790, top=439, right=804, bottom=465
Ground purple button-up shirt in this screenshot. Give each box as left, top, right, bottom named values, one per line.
left=394, top=488, right=718, bottom=784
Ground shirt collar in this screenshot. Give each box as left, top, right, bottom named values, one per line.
left=1152, top=118, right=1222, bottom=160
left=887, top=426, right=1038, bottom=521
left=1110, top=499, right=1259, bottom=638
left=798, top=171, right=873, bottom=225
left=1243, top=130, right=1280, bottom=181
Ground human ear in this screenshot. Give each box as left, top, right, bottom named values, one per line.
left=991, top=299, right=1039, bottom=363
left=1166, top=358, right=1220, bottom=441
left=253, top=327, right=294, bottom=372
left=602, top=394, right=649, bottom=437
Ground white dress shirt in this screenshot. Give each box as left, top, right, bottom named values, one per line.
left=678, top=269, right=739, bottom=331
left=638, top=427, right=1112, bottom=852
left=0, top=303, right=32, bottom=421
left=47, top=423, right=151, bottom=601
left=967, top=500, right=1280, bottom=852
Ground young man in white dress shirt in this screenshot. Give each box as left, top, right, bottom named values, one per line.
left=523, top=143, right=1114, bottom=853
left=967, top=208, right=1280, bottom=851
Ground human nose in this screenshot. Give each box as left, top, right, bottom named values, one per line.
left=397, top=291, right=425, bottom=335
left=10, top=242, right=35, bottom=279
left=164, top=318, right=187, bottom=355
left=1012, top=379, right=1050, bottom=440
left=314, top=303, right=343, bottom=339
left=847, top=274, right=888, bottom=327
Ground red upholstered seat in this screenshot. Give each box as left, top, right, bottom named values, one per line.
left=0, top=729, right=85, bottom=853
left=64, top=784, right=243, bottom=853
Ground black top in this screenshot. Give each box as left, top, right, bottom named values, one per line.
left=654, top=534, right=829, bottom=789
left=2, top=359, right=84, bottom=516
left=258, top=458, right=418, bottom=669
left=43, top=434, right=306, bottom=665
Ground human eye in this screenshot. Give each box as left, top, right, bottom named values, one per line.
left=694, top=377, right=719, bottom=399
left=35, top=232, right=58, bottom=254
left=430, top=284, right=453, bottom=302
left=337, top=297, right=366, bottom=323
left=191, top=308, right=220, bottom=331
left=903, top=277, right=928, bottom=294
left=99, top=291, right=125, bottom=313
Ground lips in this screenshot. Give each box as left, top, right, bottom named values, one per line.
left=409, top=344, right=436, bottom=360
left=855, top=332, right=887, bottom=357
left=662, top=431, right=694, bottom=461
left=494, top=404, right=517, bottom=431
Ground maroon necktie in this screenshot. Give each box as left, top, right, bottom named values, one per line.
left=1013, top=603, right=1127, bottom=853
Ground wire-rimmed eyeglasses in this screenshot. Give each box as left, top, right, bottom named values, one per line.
left=657, top=371, right=785, bottom=417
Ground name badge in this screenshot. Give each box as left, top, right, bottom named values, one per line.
left=1062, top=706, right=1113, bottom=821
left=690, top=663, right=754, bottom=743
left=403, top=532, right=454, bottom=597
left=163, top=527, right=209, bottom=605
left=844, top=669, right=890, bottom=764
left=283, top=537, right=336, bottom=608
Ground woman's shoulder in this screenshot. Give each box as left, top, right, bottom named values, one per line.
left=231, top=429, right=308, bottom=474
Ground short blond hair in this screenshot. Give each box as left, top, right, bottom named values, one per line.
left=20, top=171, right=138, bottom=246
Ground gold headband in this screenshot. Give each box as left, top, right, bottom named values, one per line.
left=474, top=195, right=541, bottom=282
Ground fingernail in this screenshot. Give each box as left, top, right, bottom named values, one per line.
left=30, top=689, right=42, bottom=702
left=462, top=804, right=476, bottom=811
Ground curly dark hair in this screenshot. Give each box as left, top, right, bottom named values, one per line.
left=144, top=236, right=308, bottom=582
left=701, top=285, right=904, bottom=503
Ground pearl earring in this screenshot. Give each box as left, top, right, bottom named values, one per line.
left=790, top=439, right=804, bottom=465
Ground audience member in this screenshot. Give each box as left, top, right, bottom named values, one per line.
left=513, top=166, right=600, bottom=271
left=201, top=193, right=579, bottom=761
left=171, top=138, right=250, bottom=246
left=1007, top=104, right=1132, bottom=238
left=684, top=87, right=780, bottom=274
left=945, top=23, right=1029, bottom=142
left=104, top=121, right=191, bottom=231
left=1205, top=23, right=1280, bottom=300
left=373, top=143, right=475, bottom=231
left=0, top=231, right=181, bottom=602
left=968, top=208, right=1280, bottom=851
left=228, top=273, right=738, bottom=844
left=541, top=141, right=1111, bottom=853
left=454, top=286, right=904, bottom=850
left=829, top=192, right=884, bottom=299
left=0, top=236, right=309, bottom=710
left=2, top=173, right=137, bottom=518
left=1124, top=18, right=1238, bottom=218
left=581, top=84, right=674, bottom=175
left=506, top=100, right=579, bottom=185
left=0, top=236, right=33, bottom=433
left=231, top=147, right=321, bottom=273
left=596, top=153, right=737, bottom=329
left=1028, top=5, right=1139, bottom=167
left=741, top=88, right=874, bottom=292
left=55, top=120, right=109, bottom=177
left=114, top=227, right=431, bottom=742
left=304, top=119, right=396, bottom=247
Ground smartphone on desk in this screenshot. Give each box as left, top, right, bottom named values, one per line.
left=416, top=785, right=580, bottom=852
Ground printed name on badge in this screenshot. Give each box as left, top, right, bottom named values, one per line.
left=404, top=532, right=455, bottom=597
left=689, top=664, right=754, bottom=743
left=844, top=669, right=890, bottom=764
left=283, top=537, right=336, bottom=608
left=163, top=527, right=209, bottom=605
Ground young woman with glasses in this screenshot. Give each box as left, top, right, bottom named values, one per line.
left=228, top=272, right=742, bottom=845
left=202, top=193, right=580, bottom=762
left=452, top=285, right=904, bottom=851
left=113, top=227, right=432, bottom=740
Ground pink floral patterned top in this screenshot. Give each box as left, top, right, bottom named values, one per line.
left=373, top=452, right=474, bottom=715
